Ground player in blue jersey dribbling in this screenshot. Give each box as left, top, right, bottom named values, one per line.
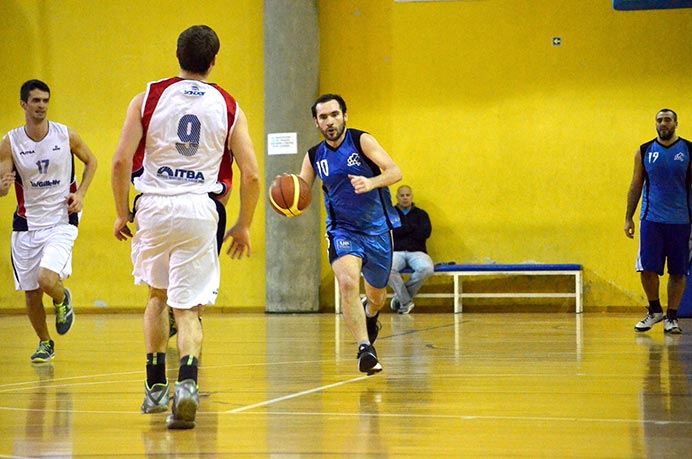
left=299, top=94, right=402, bottom=374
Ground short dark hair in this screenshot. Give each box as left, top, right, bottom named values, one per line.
left=657, top=108, right=677, bottom=122
left=20, top=79, right=50, bottom=102
left=311, top=94, right=347, bottom=118
left=176, top=25, right=220, bottom=74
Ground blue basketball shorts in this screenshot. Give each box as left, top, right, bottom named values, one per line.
left=637, top=220, right=691, bottom=276
left=327, top=229, right=393, bottom=289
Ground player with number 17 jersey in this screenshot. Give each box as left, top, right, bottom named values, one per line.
left=7, top=121, right=78, bottom=231
left=132, top=77, right=236, bottom=198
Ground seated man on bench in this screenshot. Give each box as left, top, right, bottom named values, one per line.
left=388, top=185, right=434, bottom=314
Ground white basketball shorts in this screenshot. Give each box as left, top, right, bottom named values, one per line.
left=11, top=223, right=78, bottom=291
left=132, top=194, right=220, bottom=309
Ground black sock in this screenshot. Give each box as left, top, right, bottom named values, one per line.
left=648, top=299, right=663, bottom=314
left=667, top=309, right=678, bottom=320
left=146, top=352, right=167, bottom=387
left=178, top=355, right=199, bottom=383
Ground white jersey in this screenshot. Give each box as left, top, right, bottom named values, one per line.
left=8, top=121, right=77, bottom=231
left=132, top=77, right=238, bottom=196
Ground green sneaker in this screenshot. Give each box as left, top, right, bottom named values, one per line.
left=54, top=288, right=74, bottom=335
left=141, top=380, right=170, bottom=413
left=31, top=340, right=55, bottom=363
left=166, top=379, right=199, bottom=429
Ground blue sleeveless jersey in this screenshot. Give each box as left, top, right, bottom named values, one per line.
left=640, top=137, right=692, bottom=224
left=308, top=129, right=400, bottom=235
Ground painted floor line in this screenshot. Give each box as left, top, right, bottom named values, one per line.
left=224, top=374, right=371, bottom=414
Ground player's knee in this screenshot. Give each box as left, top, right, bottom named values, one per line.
left=369, top=290, right=387, bottom=307
left=337, top=276, right=360, bottom=295
left=421, top=265, right=434, bottom=277
left=670, top=273, right=686, bottom=285
left=36, top=269, right=58, bottom=293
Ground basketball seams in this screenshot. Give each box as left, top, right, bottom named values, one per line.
left=268, top=174, right=310, bottom=217
left=289, top=175, right=301, bottom=215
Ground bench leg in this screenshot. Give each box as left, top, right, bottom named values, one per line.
left=454, top=275, right=461, bottom=313
left=575, top=272, right=583, bottom=314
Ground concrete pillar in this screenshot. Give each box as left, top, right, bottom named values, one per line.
left=264, top=0, right=321, bottom=312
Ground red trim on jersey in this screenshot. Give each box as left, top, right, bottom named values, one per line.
left=210, top=83, right=237, bottom=201
left=14, top=181, right=25, bottom=218
left=68, top=155, right=78, bottom=217
left=131, top=78, right=239, bottom=202
left=131, top=77, right=183, bottom=180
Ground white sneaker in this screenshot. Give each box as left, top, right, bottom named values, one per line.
left=398, top=301, right=415, bottom=315
left=634, top=312, right=664, bottom=332
left=663, top=317, right=682, bottom=334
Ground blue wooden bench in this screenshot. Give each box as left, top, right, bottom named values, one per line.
left=334, top=263, right=583, bottom=314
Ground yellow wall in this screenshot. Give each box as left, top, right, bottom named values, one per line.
left=318, top=0, right=692, bottom=309
left=1, top=1, right=692, bottom=312
left=0, top=0, right=265, bottom=311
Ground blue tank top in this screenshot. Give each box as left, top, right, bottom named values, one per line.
left=640, top=137, right=692, bottom=224
left=308, top=129, right=400, bottom=235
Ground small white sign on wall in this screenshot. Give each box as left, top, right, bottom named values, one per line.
left=268, top=132, right=298, bottom=155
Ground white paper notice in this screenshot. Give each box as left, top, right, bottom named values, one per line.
left=268, top=132, right=298, bottom=155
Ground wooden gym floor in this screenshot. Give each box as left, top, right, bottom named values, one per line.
left=0, top=311, right=690, bottom=458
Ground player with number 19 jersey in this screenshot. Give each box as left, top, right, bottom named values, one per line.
left=132, top=77, right=236, bottom=197
left=639, top=137, right=692, bottom=224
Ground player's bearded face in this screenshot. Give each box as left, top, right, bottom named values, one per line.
left=320, top=118, right=345, bottom=141
left=657, top=124, right=676, bottom=141
left=315, top=100, right=347, bottom=142
left=656, top=112, right=677, bottom=141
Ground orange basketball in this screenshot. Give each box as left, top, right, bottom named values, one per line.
left=268, top=174, right=311, bottom=217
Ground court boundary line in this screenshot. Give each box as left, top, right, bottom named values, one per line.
left=223, top=374, right=371, bottom=413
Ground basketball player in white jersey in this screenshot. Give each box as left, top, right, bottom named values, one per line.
left=0, top=79, right=97, bottom=363
left=111, top=25, right=260, bottom=430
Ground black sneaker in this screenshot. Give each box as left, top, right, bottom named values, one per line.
left=31, top=340, right=55, bottom=363
left=357, top=344, right=382, bottom=375
left=362, top=297, right=381, bottom=344
left=54, top=288, right=74, bottom=335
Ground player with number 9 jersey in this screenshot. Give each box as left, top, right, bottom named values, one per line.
left=131, top=77, right=237, bottom=198
left=111, top=25, right=260, bottom=431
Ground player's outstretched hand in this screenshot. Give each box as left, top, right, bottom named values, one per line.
left=224, top=224, right=252, bottom=259
left=114, top=213, right=134, bottom=241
